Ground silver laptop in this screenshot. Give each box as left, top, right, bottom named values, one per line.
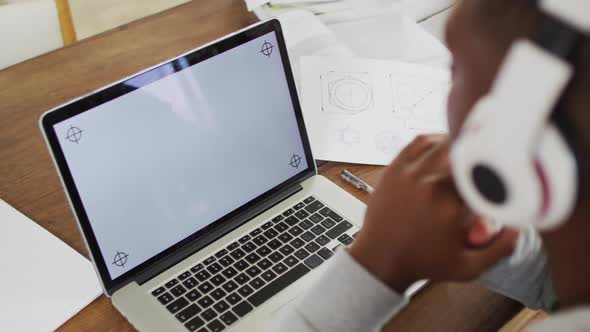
left=40, top=20, right=366, bottom=332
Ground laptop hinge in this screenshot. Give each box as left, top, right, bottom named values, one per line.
left=131, top=181, right=305, bottom=288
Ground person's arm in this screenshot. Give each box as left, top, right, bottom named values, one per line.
left=275, top=250, right=408, bottom=332
left=479, top=227, right=556, bottom=311
left=272, top=135, right=519, bottom=331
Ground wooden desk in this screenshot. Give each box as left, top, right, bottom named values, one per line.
left=0, top=1, right=522, bottom=330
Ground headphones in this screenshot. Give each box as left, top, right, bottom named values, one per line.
left=451, top=0, right=590, bottom=230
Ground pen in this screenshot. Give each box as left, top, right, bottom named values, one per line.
left=340, top=170, right=374, bottom=194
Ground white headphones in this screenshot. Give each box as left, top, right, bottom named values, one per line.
left=451, top=0, right=590, bottom=230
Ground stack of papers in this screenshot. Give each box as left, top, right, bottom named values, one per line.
left=0, top=200, right=102, bottom=331
left=301, top=56, right=450, bottom=165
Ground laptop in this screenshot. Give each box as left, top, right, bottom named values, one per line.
left=40, top=20, right=366, bottom=332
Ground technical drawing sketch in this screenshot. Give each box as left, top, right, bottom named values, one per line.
left=321, top=71, right=374, bottom=115
left=374, top=130, right=403, bottom=156
left=337, top=125, right=361, bottom=147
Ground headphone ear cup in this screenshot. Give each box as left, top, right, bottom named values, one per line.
left=534, top=124, right=578, bottom=230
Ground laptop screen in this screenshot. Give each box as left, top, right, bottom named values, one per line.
left=50, top=29, right=309, bottom=280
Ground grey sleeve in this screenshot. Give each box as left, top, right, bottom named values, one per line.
left=272, top=249, right=409, bottom=332
left=478, top=227, right=556, bottom=311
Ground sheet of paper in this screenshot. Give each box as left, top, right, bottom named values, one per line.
left=301, top=56, right=450, bottom=165
left=0, top=200, right=102, bottom=331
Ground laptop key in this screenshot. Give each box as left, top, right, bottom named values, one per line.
left=272, top=215, right=284, bottom=223
left=190, top=263, right=204, bottom=273
left=301, top=231, right=316, bottom=242
left=278, top=233, right=293, bottom=243
left=252, top=235, right=268, bottom=246
left=171, top=285, right=187, bottom=297
left=298, top=219, right=313, bottom=230
left=179, top=271, right=192, bottom=280
left=213, top=300, right=230, bottom=314
left=294, top=210, right=309, bottom=220
left=255, top=245, right=271, bottom=257
left=288, top=226, right=303, bottom=237
left=242, top=242, right=257, bottom=253
left=293, top=202, right=305, bottom=210
left=321, top=218, right=336, bottom=229
left=318, top=247, right=334, bottom=260
left=185, top=316, right=205, bottom=331
left=215, top=249, right=228, bottom=258
left=247, top=264, right=311, bottom=307
left=204, top=257, right=216, bottom=265
left=310, top=225, right=326, bottom=236
left=245, top=253, right=261, bottom=264
left=338, top=234, right=354, bottom=246
left=326, top=220, right=353, bottom=239
left=249, top=277, right=265, bottom=290
left=227, top=242, right=239, bottom=251
left=222, top=280, right=238, bottom=293
left=262, top=229, right=278, bottom=240
left=219, top=256, right=234, bottom=267
left=176, top=304, right=201, bottom=323
left=167, top=297, right=189, bottom=314
left=304, top=242, right=320, bottom=253
left=232, top=301, right=254, bottom=317
left=257, top=258, right=272, bottom=270
left=165, top=279, right=179, bottom=288
left=230, top=248, right=245, bottom=260
left=290, top=238, right=305, bottom=249
left=261, top=270, right=277, bottom=282
left=304, top=254, right=324, bottom=269
left=284, top=216, right=298, bottom=227
left=225, top=292, right=242, bottom=306
left=268, top=252, right=284, bottom=263
left=282, top=208, right=295, bottom=217
left=261, top=221, right=273, bottom=230
left=157, top=292, right=174, bottom=305
left=233, top=260, right=249, bottom=272
left=283, top=255, right=299, bottom=267
left=235, top=273, right=250, bottom=285
left=207, top=263, right=222, bottom=274
left=294, top=249, right=310, bottom=260
left=272, top=262, right=287, bottom=275
left=221, top=266, right=237, bottom=279
left=183, top=277, right=198, bottom=290
left=274, top=222, right=288, bottom=233
left=211, top=275, right=226, bottom=287
left=197, top=296, right=214, bottom=309
left=186, top=289, right=202, bottom=302
left=152, top=287, right=165, bottom=297
left=309, top=213, right=324, bottom=223
left=197, top=282, right=213, bottom=294
left=267, top=239, right=282, bottom=250
left=238, top=284, right=254, bottom=297
left=250, top=228, right=262, bottom=237
left=238, top=235, right=251, bottom=244
left=210, top=289, right=226, bottom=301
left=303, top=196, right=316, bottom=204
left=201, top=308, right=217, bottom=321
left=279, top=244, right=294, bottom=256
left=195, top=270, right=211, bottom=282
left=207, top=319, right=225, bottom=332
left=246, top=266, right=262, bottom=277
left=304, top=201, right=325, bottom=214
left=208, top=263, right=222, bottom=275
left=220, top=311, right=238, bottom=326
left=315, top=235, right=330, bottom=246
left=319, top=207, right=343, bottom=222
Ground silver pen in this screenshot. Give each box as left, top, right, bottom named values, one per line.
left=340, top=170, right=374, bottom=194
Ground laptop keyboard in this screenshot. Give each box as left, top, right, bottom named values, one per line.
left=150, top=196, right=358, bottom=332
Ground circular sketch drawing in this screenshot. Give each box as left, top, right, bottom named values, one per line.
left=375, top=131, right=403, bottom=155
left=329, top=77, right=372, bottom=114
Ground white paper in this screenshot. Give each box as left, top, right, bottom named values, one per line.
left=0, top=200, right=102, bottom=331
left=301, top=56, right=450, bottom=165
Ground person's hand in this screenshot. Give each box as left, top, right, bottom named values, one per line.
left=349, top=134, right=519, bottom=293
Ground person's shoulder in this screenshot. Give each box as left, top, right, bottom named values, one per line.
left=525, top=307, right=590, bottom=332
